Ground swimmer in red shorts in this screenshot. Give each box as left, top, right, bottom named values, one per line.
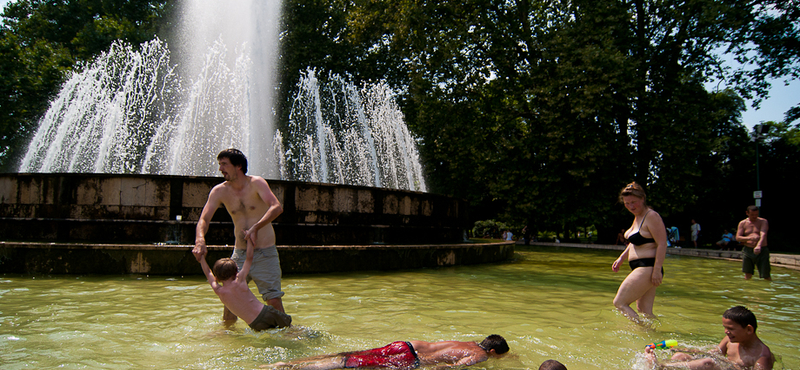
left=265, top=334, right=509, bottom=369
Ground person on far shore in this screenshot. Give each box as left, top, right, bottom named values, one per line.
left=611, top=182, right=667, bottom=323
left=667, top=226, right=680, bottom=248
left=736, top=205, right=771, bottom=281
left=716, top=229, right=735, bottom=251
left=645, top=306, right=774, bottom=369
left=691, top=219, right=701, bottom=248
left=615, top=228, right=628, bottom=245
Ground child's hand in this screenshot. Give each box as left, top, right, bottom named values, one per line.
left=192, top=247, right=206, bottom=262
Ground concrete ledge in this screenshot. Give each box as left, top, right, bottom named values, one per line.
left=0, top=241, right=515, bottom=275
left=525, top=242, right=800, bottom=270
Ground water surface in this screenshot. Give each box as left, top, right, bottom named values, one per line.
left=1, top=246, right=797, bottom=369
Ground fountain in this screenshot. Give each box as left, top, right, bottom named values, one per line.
left=1, top=1, right=505, bottom=273
left=17, top=0, right=425, bottom=192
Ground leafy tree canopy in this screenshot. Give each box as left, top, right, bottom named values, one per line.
left=0, top=0, right=171, bottom=169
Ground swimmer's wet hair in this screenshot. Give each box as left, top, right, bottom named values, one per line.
left=213, top=258, right=239, bottom=282
left=619, top=181, right=647, bottom=205
left=481, top=334, right=509, bottom=355
left=217, top=148, right=248, bottom=174
left=539, top=359, right=568, bottom=370
left=724, top=306, right=757, bottom=331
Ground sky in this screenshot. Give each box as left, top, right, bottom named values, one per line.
left=0, top=0, right=796, bottom=130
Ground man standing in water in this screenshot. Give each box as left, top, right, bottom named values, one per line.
left=736, top=205, right=771, bottom=281
left=193, top=148, right=288, bottom=324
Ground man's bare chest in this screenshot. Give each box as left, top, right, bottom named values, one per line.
left=220, top=192, right=265, bottom=217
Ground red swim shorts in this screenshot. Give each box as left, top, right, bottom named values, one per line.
left=343, top=341, right=419, bottom=369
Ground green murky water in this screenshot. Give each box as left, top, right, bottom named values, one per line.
left=1, top=246, right=798, bottom=369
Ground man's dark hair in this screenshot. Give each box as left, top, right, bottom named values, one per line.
left=213, top=258, right=239, bottom=282
left=747, top=205, right=759, bottom=212
left=539, top=359, right=568, bottom=370
left=723, top=306, right=757, bottom=331
left=217, top=148, right=248, bottom=174
left=480, top=334, right=509, bottom=354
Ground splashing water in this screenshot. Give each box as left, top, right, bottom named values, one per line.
left=280, top=69, right=427, bottom=192
left=19, top=39, right=180, bottom=174
left=17, top=2, right=425, bottom=191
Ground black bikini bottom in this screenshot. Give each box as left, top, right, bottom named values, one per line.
left=629, top=257, right=664, bottom=276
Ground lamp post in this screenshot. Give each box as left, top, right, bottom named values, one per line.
left=751, top=124, right=769, bottom=210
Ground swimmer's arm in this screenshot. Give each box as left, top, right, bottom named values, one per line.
left=429, top=355, right=480, bottom=369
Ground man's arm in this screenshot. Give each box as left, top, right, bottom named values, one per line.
left=194, top=186, right=223, bottom=256
left=243, top=177, right=284, bottom=244
left=735, top=220, right=748, bottom=243
left=756, top=219, right=769, bottom=248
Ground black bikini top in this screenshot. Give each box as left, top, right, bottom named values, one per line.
left=627, top=210, right=655, bottom=246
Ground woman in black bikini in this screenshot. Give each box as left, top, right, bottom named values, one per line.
left=611, top=182, right=668, bottom=323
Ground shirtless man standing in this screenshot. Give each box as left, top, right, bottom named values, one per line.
left=193, top=148, right=287, bottom=324
left=264, top=335, right=509, bottom=369
left=736, top=205, right=770, bottom=281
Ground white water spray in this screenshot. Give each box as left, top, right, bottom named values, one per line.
left=18, top=1, right=426, bottom=191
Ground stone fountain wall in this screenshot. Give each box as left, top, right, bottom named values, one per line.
left=0, top=173, right=468, bottom=246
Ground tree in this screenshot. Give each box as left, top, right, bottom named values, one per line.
left=0, top=0, right=172, bottom=170
left=332, top=0, right=798, bottom=241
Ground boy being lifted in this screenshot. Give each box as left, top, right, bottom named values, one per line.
left=195, top=240, right=291, bottom=331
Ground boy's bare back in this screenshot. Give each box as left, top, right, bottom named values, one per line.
left=409, top=340, right=488, bottom=367
left=211, top=275, right=264, bottom=325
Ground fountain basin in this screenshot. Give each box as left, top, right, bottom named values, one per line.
left=0, top=173, right=467, bottom=246
left=0, top=241, right=514, bottom=275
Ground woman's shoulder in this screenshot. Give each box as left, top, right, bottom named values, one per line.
left=644, top=209, right=665, bottom=225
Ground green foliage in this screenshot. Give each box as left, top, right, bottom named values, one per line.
left=326, top=0, right=799, bottom=247
left=472, top=219, right=511, bottom=239
left=2, top=0, right=798, bottom=250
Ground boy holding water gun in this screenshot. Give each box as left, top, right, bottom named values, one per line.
left=645, top=306, right=774, bottom=369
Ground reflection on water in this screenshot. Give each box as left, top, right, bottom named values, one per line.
left=1, top=246, right=797, bottom=369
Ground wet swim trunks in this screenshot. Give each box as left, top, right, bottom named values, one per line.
left=742, top=246, right=771, bottom=280
left=343, top=341, right=420, bottom=369
left=627, top=211, right=656, bottom=245
left=248, top=305, right=292, bottom=331
left=231, top=246, right=284, bottom=301
left=629, top=257, right=664, bottom=277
